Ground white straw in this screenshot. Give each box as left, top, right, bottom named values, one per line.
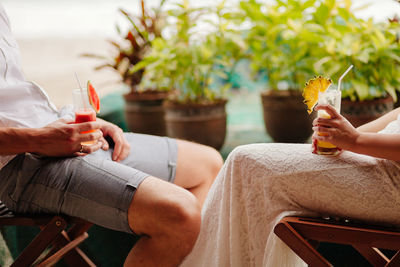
left=74, top=72, right=87, bottom=109
left=338, top=64, right=353, bottom=91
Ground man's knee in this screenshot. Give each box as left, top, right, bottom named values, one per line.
left=195, top=145, right=223, bottom=183
left=128, top=177, right=201, bottom=250
left=161, top=191, right=201, bottom=251
left=207, top=146, right=224, bottom=176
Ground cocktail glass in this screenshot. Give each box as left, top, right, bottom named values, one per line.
left=315, top=85, right=341, bottom=156
left=73, top=88, right=97, bottom=145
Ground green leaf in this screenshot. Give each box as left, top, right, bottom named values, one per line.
left=351, top=80, right=370, bottom=101
left=383, top=81, right=397, bottom=102
left=314, top=4, right=330, bottom=25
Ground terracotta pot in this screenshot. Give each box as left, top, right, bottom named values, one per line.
left=164, top=100, right=227, bottom=150
left=341, top=96, right=394, bottom=128
left=123, top=90, right=169, bottom=136
left=261, top=90, right=315, bottom=143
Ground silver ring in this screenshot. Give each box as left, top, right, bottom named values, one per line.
left=79, top=145, right=84, bottom=153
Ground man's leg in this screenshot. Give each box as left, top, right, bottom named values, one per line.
left=118, top=134, right=223, bottom=206
left=125, top=177, right=201, bottom=267
left=174, top=140, right=223, bottom=205
left=124, top=140, right=223, bottom=266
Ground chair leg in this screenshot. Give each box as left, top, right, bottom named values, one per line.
left=11, top=216, right=67, bottom=267
left=352, top=244, right=389, bottom=267
left=274, top=221, right=332, bottom=267
left=386, top=251, right=400, bottom=267
left=40, top=221, right=96, bottom=267
left=37, top=231, right=91, bottom=267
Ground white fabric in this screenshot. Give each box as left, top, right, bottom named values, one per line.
left=378, top=114, right=400, bottom=134
left=181, top=121, right=400, bottom=267
left=0, top=4, right=65, bottom=170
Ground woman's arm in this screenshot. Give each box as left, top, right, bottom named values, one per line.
left=356, top=107, right=400, bottom=133
left=351, top=132, right=400, bottom=160
left=313, top=105, right=400, bottom=161
left=0, top=119, right=103, bottom=156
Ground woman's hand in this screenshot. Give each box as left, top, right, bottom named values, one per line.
left=34, top=119, right=103, bottom=156
left=312, top=104, right=360, bottom=151
left=97, top=118, right=130, bottom=162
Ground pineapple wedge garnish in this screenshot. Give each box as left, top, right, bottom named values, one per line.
left=302, top=76, right=332, bottom=114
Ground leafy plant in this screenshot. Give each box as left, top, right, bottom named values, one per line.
left=239, top=0, right=325, bottom=91
left=134, top=0, right=246, bottom=103
left=83, top=0, right=167, bottom=92
left=239, top=0, right=400, bottom=101
left=313, top=0, right=400, bottom=101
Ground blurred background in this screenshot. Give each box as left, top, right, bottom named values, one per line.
left=2, top=0, right=400, bottom=108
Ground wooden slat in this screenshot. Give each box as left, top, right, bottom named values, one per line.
left=11, top=216, right=67, bottom=267
left=387, top=251, right=400, bottom=266
left=37, top=232, right=91, bottom=267
left=0, top=215, right=55, bottom=226
left=352, top=244, right=388, bottom=267
left=276, top=217, right=400, bottom=267
left=274, top=221, right=332, bottom=267
left=288, top=219, right=400, bottom=250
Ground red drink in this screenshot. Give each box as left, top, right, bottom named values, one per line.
left=75, top=109, right=96, bottom=144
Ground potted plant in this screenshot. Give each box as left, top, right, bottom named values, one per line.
left=239, top=0, right=325, bottom=143
left=133, top=0, right=245, bottom=150
left=84, top=0, right=170, bottom=136
left=313, top=0, right=400, bottom=127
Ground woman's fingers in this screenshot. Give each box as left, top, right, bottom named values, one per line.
left=315, top=104, right=339, bottom=118
left=313, top=125, right=333, bottom=133
left=313, top=118, right=340, bottom=129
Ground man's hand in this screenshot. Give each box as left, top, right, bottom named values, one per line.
left=312, top=104, right=360, bottom=151
left=33, top=119, right=103, bottom=157
left=97, top=118, right=130, bottom=162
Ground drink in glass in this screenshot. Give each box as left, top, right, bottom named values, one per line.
left=73, top=89, right=97, bottom=145
left=315, top=86, right=341, bottom=156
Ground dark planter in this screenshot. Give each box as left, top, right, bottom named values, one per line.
left=341, top=96, right=394, bottom=128
left=164, top=100, right=227, bottom=150
left=261, top=90, right=315, bottom=143
left=123, top=90, right=169, bottom=136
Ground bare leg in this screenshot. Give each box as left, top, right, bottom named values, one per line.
left=174, top=140, right=223, bottom=205
left=124, top=177, right=201, bottom=267
left=124, top=140, right=222, bottom=266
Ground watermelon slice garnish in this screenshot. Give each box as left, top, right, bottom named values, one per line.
left=87, top=81, right=100, bottom=113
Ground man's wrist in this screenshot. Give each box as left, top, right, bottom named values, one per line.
left=24, top=128, right=42, bottom=154
left=0, top=127, right=41, bottom=155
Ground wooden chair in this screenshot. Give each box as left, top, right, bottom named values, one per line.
left=274, top=216, right=400, bottom=267
left=0, top=202, right=96, bottom=267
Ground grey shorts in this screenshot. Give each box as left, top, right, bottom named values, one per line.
left=0, top=133, right=177, bottom=234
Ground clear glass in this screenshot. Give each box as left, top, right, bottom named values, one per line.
left=316, top=85, right=341, bottom=156
left=72, top=89, right=97, bottom=145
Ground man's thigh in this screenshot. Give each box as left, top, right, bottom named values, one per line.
left=0, top=133, right=179, bottom=233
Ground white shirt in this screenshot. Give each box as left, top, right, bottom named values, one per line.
left=0, top=4, right=67, bottom=169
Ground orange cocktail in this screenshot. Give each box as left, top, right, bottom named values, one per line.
left=314, top=86, right=341, bottom=156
